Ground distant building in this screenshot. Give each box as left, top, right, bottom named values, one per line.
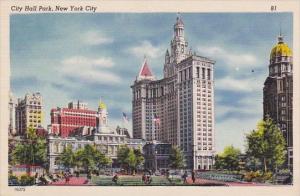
left=47, top=100, right=144, bottom=173
left=15, top=92, right=43, bottom=135
left=50, top=100, right=97, bottom=137
left=143, top=141, right=172, bottom=172
left=9, top=92, right=17, bottom=136
left=131, top=15, right=216, bottom=170
left=263, top=34, right=293, bottom=169
left=11, top=164, right=44, bottom=177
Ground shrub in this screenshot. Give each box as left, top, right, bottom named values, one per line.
left=19, top=175, right=35, bottom=186
left=9, top=174, right=18, bottom=181
left=277, top=169, right=291, bottom=175
left=243, top=171, right=262, bottom=182
left=8, top=174, right=19, bottom=185
left=243, top=171, right=273, bottom=183
left=262, top=171, right=273, bottom=182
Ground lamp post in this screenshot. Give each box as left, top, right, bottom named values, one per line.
left=155, top=149, right=158, bottom=173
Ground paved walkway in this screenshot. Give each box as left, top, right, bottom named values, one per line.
left=186, top=177, right=268, bottom=186
left=49, top=177, right=89, bottom=186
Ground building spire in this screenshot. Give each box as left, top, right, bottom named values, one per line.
left=136, top=57, right=155, bottom=81
left=278, top=23, right=284, bottom=43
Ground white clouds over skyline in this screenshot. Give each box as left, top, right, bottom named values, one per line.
left=198, top=45, right=260, bottom=71
left=60, top=56, right=121, bottom=84
left=81, top=31, right=114, bottom=45
left=62, top=56, right=115, bottom=68
left=215, top=76, right=264, bottom=92
left=128, top=40, right=165, bottom=59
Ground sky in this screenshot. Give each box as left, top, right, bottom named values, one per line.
left=10, top=13, right=293, bottom=153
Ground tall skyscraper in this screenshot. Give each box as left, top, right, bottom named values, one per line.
left=131, top=16, right=216, bottom=170
left=263, top=34, right=293, bottom=169
left=15, top=92, right=43, bottom=135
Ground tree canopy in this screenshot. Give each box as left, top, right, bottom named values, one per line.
left=246, top=118, right=286, bottom=172
left=11, top=127, right=47, bottom=166
left=215, top=145, right=241, bottom=171
left=169, top=146, right=185, bottom=169
left=117, top=145, right=144, bottom=174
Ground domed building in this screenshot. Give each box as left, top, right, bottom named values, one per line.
left=263, top=34, right=293, bottom=169
left=48, top=100, right=145, bottom=173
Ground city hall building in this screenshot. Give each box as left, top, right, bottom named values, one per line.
left=131, top=16, right=216, bottom=170
left=48, top=101, right=144, bottom=173
left=263, top=34, right=293, bottom=169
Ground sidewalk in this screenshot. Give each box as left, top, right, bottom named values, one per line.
left=186, top=177, right=269, bottom=186
left=49, top=177, right=89, bottom=186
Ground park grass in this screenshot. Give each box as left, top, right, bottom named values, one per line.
left=91, top=175, right=184, bottom=186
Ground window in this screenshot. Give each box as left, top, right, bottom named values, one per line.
left=202, top=68, right=205, bottom=79
left=196, top=67, right=200, bottom=78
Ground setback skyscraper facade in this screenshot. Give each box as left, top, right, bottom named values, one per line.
left=131, top=16, right=216, bottom=170
left=263, top=34, right=293, bottom=169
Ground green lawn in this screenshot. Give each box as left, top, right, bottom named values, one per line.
left=91, top=175, right=183, bottom=186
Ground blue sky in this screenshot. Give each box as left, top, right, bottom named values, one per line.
left=10, top=13, right=293, bottom=152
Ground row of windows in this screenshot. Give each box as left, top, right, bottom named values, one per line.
left=29, top=101, right=41, bottom=105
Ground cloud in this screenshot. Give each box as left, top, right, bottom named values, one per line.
left=81, top=31, right=114, bottom=45
left=198, top=46, right=259, bottom=69
left=216, top=96, right=262, bottom=121
left=128, top=40, right=165, bottom=59
left=215, top=76, right=263, bottom=92
left=62, top=56, right=114, bottom=68
left=59, top=56, right=121, bottom=84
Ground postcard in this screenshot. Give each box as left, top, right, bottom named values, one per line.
left=0, top=0, right=299, bottom=196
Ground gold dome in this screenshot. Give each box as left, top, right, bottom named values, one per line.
left=270, top=36, right=292, bottom=59
left=98, top=101, right=107, bottom=110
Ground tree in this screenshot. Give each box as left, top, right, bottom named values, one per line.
left=94, top=150, right=112, bottom=170
left=117, top=145, right=144, bottom=175
left=169, top=146, right=185, bottom=170
left=215, top=145, right=241, bottom=171
left=11, top=127, right=47, bottom=166
left=57, top=145, right=75, bottom=170
left=75, top=145, right=97, bottom=173
left=126, top=148, right=137, bottom=174
left=246, top=118, right=286, bottom=173
left=134, top=148, right=144, bottom=169
left=117, top=145, right=130, bottom=172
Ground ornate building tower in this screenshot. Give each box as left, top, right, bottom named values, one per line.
left=263, top=34, right=293, bottom=169
left=97, top=100, right=108, bottom=128
left=132, top=15, right=216, bottom=170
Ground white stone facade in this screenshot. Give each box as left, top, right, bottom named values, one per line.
left=131, top=16, right=215, bottom=170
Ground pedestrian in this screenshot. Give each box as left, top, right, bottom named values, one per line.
left=192, top=170, right=196, bottom=183
left=142, top=173, right=146, bottom=184
left=182, top=171, right=188, bottom=184
left=112, top=174, right=119, bottom=184
left=65, top=172, right=70, bottom=184
left=166, top=169, right=171, bottom=183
